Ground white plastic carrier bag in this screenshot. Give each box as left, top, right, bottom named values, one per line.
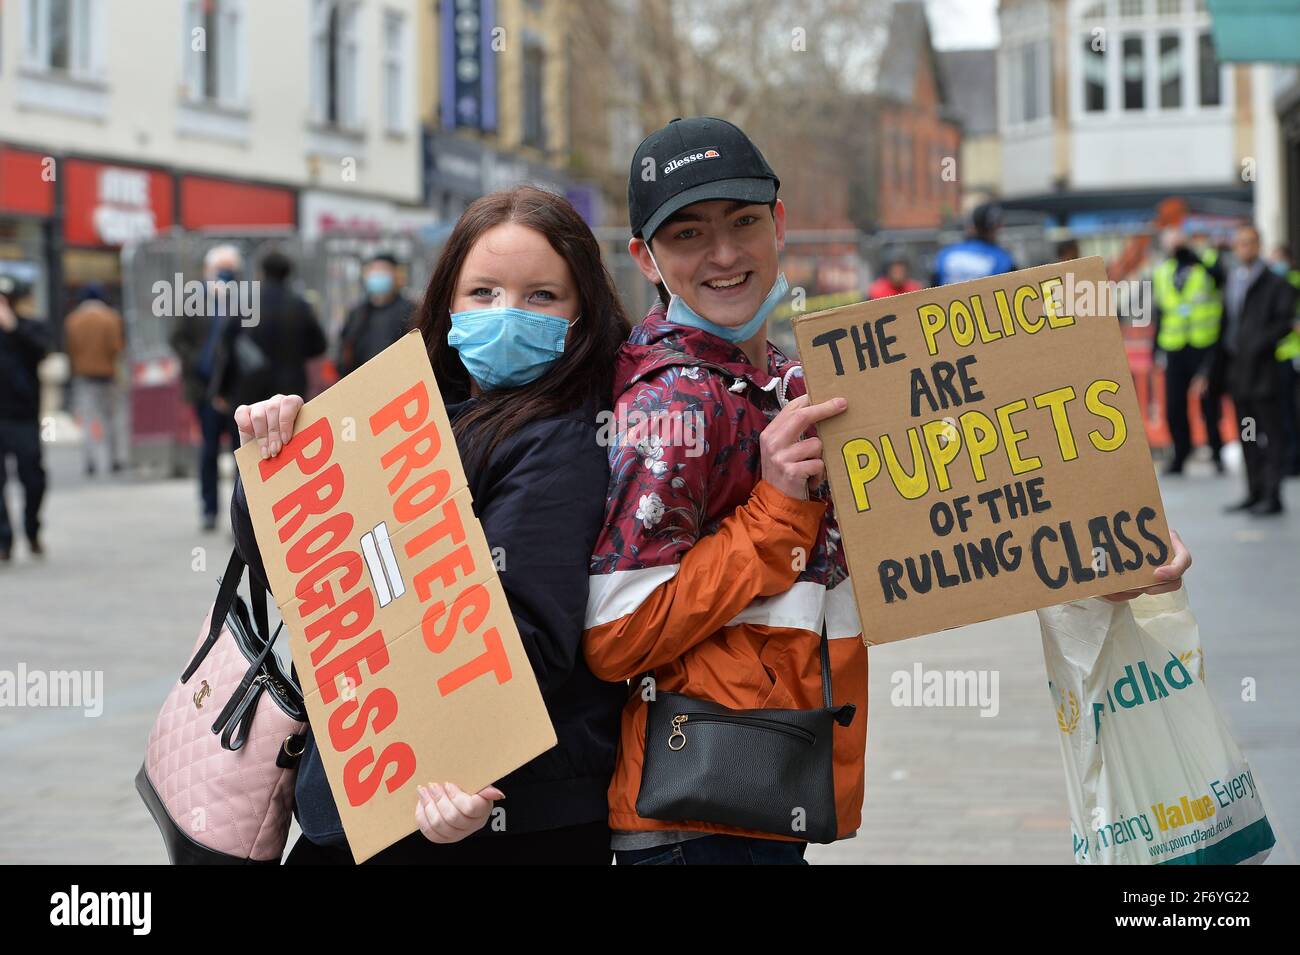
left=1036, top=586, right=1274, bottom=865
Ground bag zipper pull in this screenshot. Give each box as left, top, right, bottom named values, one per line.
left=668, top=714, right=688, bottom=751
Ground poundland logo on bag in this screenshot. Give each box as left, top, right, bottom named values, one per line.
left=49, top=886, right=150, bottom=935
left=1093, top=653, right=1194, bottom=741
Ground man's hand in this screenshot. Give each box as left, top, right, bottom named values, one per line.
left=760, top=394, right=848, bottom=500
left=0, top=299, right=16, bottom=332
left=1103, top=528, right=1191, bottom=602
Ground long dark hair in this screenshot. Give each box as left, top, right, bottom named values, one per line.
left=415, top=186, right=629, bottom=468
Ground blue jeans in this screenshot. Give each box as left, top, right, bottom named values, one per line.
left=196, top=401, right=239, bottom=519
left=616, top=834, right=809, bottom=865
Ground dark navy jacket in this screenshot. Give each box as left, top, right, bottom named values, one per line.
left=231, top=395, right=624, bottom=852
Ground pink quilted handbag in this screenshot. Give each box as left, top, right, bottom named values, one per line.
left=136, top=549, right=307, bottom=864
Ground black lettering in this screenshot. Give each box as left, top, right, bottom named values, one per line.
left=811, top=329, right=849, bottom=376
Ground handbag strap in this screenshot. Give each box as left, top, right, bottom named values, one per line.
left=181, top=548, right=246, bottom=683
left=210, top=575, right=287, bottom=748
left=818, top=625, right=832, bottom=710
left=216, top=619, right=286, bottom=751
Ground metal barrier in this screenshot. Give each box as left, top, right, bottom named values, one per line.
left=120, top=230, right=440, bottom=476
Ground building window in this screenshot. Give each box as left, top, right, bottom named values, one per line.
left=1120, top=0, right=1146, bottom=15
left=1023, top=41, right=1043, bottom=121
left=24, top=0, right=96, bottom=77
left=522, top=39, right=545, bottom=149
left=183, top=0, right=243, bottom=106
left=1006, top=39, right=1049, bottom=126
left=1197, top=31, right=1220, bottom=107
left=1157, top=0, right=1182, bottom=14
left=1158, top=33, right=1181, bottom=108
left=313, top=0, right=361, bottom=129
left=1082, top=35, right=1106, bottom=112
left=1122, top=35, right=1145, bottom=110
left=383, top=10, right=405, bottom=133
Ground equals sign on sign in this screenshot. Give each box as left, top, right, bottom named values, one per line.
left=360, top=521, right=405, bottom=608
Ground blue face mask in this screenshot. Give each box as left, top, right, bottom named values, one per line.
left=365, top=271, right=395, bottom=298
left=448, top=306, right=573, bottom=391
left=647, top=248, right=787, bottom=344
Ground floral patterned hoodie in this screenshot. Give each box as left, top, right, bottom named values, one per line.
left=583, top=303, right=868, bottom=841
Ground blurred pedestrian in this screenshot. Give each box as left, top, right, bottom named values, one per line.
left=336, top=252, right=415, bottom=377
left=169, top=244, right=243, bottom=531
left=1152, top=227, right=1225, bottom=475
left=1056, top=238, right=1081, bottom=261
left=0, top=276, right=50, bottom=562
left=1219, top=224, right=1297, bottom=516
left=211, top=250, right=327, bottom=411
left=932, top=202, right=1015, bottom=285
left=1268, top=244, right=1300, bottom=477
left=868, top=253, right=922, bottom=299
left=64, top=284, right=126, bottom=476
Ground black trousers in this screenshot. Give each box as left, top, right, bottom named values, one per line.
left=1277, top=359, right=1300, bottom=475
left=1164, top=346, right=1221, bottom=466
left=284, top=819, right=612, bottom=865
left=1233, top=391, right=1285, bottom=506
left=0, top=418, right=46, bottom=549
left=195, top=400, right=239, bottom=519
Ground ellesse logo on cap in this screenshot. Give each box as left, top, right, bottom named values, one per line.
left=662, top=147, right=721, bottom=176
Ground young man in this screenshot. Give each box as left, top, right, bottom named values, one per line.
left=583, top=116, right=1193, bottom=865
left=337, top=252, right=416, bottom=378
left=932, top=202, right=1015, bottom=286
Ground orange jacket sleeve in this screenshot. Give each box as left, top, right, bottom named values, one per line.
left=584, top=477, right=824, bottom=681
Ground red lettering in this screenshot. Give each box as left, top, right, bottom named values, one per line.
left=380, top=421, right=444, bottom=496
left=271, top=462, right=345, bottom=544
left=343, top=741, right=416, bottom=807
left=258, top=416, right=334, bottom=481
left=305, top=589, right=377, bottom=667
left=327, top=686, right=399, bottom=752
left=369, top=380, right=429, bottom=437
left=286, top=511, right=353, bottom=574
left=437, top=627, right=512, bottom=696
left=394, top=467, right=452, bottom=522
left=413, top=545, right=477, bottom=603
left=420, top=582, right=490, bottom=654
left=316, top=630, right=390, bottom=705
left=406, top=496, right=467, bottom=565
left=295, top=550, right=364, bottom=619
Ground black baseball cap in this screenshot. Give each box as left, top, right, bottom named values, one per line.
left=628, top=116, right=780, bottom=241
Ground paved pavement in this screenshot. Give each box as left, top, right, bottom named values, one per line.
left=1, top=445, right=1296, bottom=864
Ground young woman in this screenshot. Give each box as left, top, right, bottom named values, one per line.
left=229, top=186, right=630, bottom=864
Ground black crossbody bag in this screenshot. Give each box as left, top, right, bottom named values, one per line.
left=635, top=627, right=857, bottom=844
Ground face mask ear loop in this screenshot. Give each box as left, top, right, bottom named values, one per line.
left=646, top=246, right=675, bottom=300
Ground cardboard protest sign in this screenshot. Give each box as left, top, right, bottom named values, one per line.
left=235, top=331, right=556, bottom=861
left=793, top=257, right=1170, bottom=645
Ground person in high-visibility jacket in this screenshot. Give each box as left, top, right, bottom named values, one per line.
left=1268, top=245, right=1300, bottom=476
left=1152, top=228, right=1225, bottom=474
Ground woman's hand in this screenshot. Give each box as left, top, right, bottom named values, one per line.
left=234, top=393, right=303, bottom=458
left=1102, top=528, right=1191, bottom=602
left=415, top=782, right=505, bottom=844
